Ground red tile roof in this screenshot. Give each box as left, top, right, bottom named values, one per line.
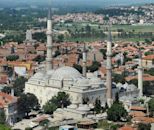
left=143, top=54, right=154, bottom=60
left=0, top=92, right=17, bottom=108
left=0, top=74, right=8, bottom=84
left=119, top=126, right=135, bottom=130
left=99, top=67, right=107, bottom=74
left=133, top=117, right=154, bottom=123
left=130, top=106, right=146, bottom=111
left=36, top=45, right=46, bottom=51
left=129, top=111, right=146, bottom=117
left=125, top=74, right=154, bottom=82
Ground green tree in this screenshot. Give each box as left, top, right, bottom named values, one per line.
left=39, top=119, right=49, bottom=130
left=43, top=92, right=70, bottom=114
left=105, top=102, right=109, bottom=110
left=25, top=127, right=32, bottom=130
left=138, top=123, right=151, bottom=130
left=0, top=109, right=6, bottom=124
left=43, top=102, right=57, bottom=114
left=18, top=93, right=40, bottom=116
left=0, top=124, right=11, bottom=130
left=100, top=49, right=107, bottom=59
left=107, top=102, right=128, bottom=122
left=115, top=92, right=119, bottom=103
left=33, top=32, right=46, bottom=42
left=110, top=124, right=119, bottom=130
left=33, top=55, right=45, bottom=63
left=73, top=64, right=82, bottom=73
left=2, top=87, right=11, bottom=94
left=128, top=79, right=138, bottom=86
left=51, top=92, right=71, bottom=108
left=88, top=61, right=101, bottom=72
left=148, top=98, right=154, bottom=116
left=83, top=97, right=89, bottom=104
left=112, top=73, right=125, bottom=84
left=145, top=68, right=154, bottom=76
left=6, top=55, right=19, bottom=61
left=94, top=99, right=102, bottom=114
left=144, top=39, right=151, bottom=44
left=144, top=51, right=154, bottom=56
left=53, top=50, right=61, bottom=58
left=57, top=34, right=64, bottom=42
left=85, top=24, right=91, bottom=32
left=13, top=77, right=27, bottom=96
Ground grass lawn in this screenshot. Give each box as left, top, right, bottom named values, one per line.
left=65, top=36, right=146, bottom=42
left=65, top=37, right=103, bottom=42
left=0, top=124, right=11, bottom=130
left=97, top=120, right=125, bottom=130
left=55, top=22, right=154, bottom=42
left=110, top=25, right=154, bottom=33
left=55, top=22, right=154, bottom=33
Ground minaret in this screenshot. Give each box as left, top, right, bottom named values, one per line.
left=138, top=49, right=143, bottom=98
left=120, top=52, right=124, bottom=65
left=82, top=43, right=87, bottom=77
left=46, top=8, right=53, bottom=71
left=11, top=69, right=15, bottom=97
left=106, top=28, right=112, bottom=107
left=26, top=30, right=33, bottom=41
left=11, top=87, right=14, bottom=97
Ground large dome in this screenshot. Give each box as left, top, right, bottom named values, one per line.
left=51, top=66, right=82, bottom=80
left=31, top=71, right=45, bottom=79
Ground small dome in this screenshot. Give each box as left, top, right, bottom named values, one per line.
left=56, top=108, right=63, bottom=111
left=123, top=83, right=129, bottom=89
left=46, top=70, right=55, bottom=76
left=31, top=71, right=45, bottom=79
left=67, top=104, right=78, bottom=109
left=128, top=84, right=137, bottom=91
left=51, top=66, right=82, bottom=80
left=90, top=77, right=102, bottom=84
left=76, top=78, right=89, bottom=87
left=86, top=73, right=95, bottom=79
left=116, top=83, right=123, bottom=89
left=77, top=104, right=90, bottom=112
left=89, top=104, right=94, bottom=109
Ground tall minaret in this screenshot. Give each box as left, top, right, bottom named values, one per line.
left=46, top=8, right=53, bottom=71
left=82, top=43, right=87, bottom=77
left=138, top=49, right=143, bottom=98
left=106, top=28, right=113, bottom=106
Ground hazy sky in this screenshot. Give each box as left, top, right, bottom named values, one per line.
left=1, top=0, right=154, bottom=7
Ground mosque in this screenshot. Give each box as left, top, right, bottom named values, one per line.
left=25, top=9, right=142, bottom=108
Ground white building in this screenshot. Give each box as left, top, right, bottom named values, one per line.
left=25, top=66, right=107, bottom=107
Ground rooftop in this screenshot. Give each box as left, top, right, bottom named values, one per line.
left=130, top=106, right=146, bottom=111
left=119, top=126, right=135, bottom=130
left=143, top=54, right=154, bottom=60
left=0, top=92, right=17, bottom=108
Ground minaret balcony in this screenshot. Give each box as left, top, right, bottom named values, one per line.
left=46, top=31, right=52, bottom=35
left=46, top=45, right=52, bottom=49
left=106, top=66, right=112, bottom=70
left=106, top=53, right=112, bottom=57
left=138, top=66, right=143, bottom=70
left=46, top=58, right=52, bottom=62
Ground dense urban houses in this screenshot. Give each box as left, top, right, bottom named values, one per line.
left=0, top=92, right=17, bottom=125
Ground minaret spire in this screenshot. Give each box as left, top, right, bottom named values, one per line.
left=46, top=7, right=53, bottom=71
left=82, top=43, right=87, bottom=77
left=138, top=48, right=143, bottom=98
left=106, top=26, right=112, bottom=107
